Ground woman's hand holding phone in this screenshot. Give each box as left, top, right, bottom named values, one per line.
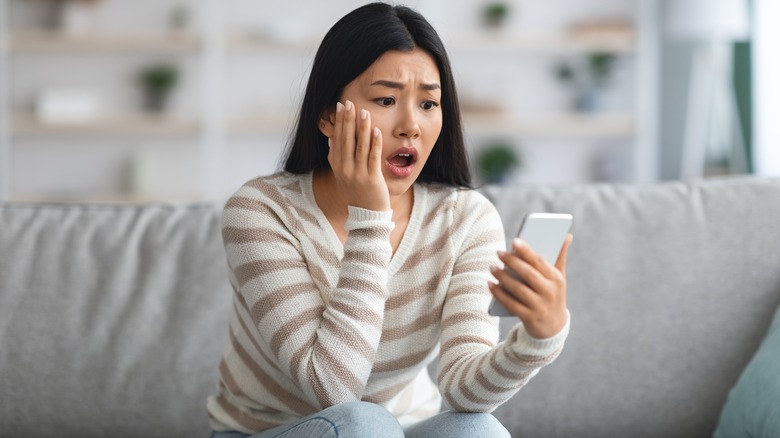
left=489, top=234, right=573, bottom=339
left=328, top=100, right=390, bottom=212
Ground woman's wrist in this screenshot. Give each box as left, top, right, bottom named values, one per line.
left=345, top=205, right=393, bottom=223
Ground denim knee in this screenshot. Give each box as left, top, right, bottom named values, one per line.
left=443, top=412, right=510, bottom=438
left=469, top=412, right=510, bottom=437
left=405, top=411, right=510, bottom=438
left=325, top=401, right=404, bottom=437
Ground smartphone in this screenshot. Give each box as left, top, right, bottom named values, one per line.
left=488, top=212, right=574, bottom=317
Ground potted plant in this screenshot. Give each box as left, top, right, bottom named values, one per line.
left=138, top=64, right=179, bottom=113
left=482, top=2, right=509, bottom=28
left=555, top=51, right=617, bottom=112
left=169, top=4, right=190, bottom=30
left=476, top=142, right=521, bottom=184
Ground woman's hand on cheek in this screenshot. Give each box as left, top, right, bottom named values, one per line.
left=488, top=234, right=573, bottom=339
left=328, top=100, right=391, bottom=212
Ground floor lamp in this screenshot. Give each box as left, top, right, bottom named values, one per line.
left=665, top=0, right=750, bottom=179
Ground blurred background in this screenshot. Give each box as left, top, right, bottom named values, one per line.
left=0, top=0, right=776, bottom=203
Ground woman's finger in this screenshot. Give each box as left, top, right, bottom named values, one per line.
left=498, top=249, right=547, bottom=293
left=340, top=100, right=356, bottom=174
left=511, top=239, right=557, bottom=280
left=555, top=234, right=574, bottom=276
left=368, top=127, right=383, bottom=177
left=488, top=281, right=525, bottom=318
left=355, top=108, right=371, bottom=173
left=330, top=101, right=345, bottom=171
left=490, top=264, right=539, bottom=307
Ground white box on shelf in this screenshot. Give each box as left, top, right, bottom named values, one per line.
left=59, top=1, right=101, bottom=35
left=36, top=89, right=101, bottom=125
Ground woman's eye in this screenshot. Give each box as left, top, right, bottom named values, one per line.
left=377, top=97, right=395, bottom=106
left=422, top=101, right=439, bottom=111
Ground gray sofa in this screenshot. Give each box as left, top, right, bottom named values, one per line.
left=2, top=176, right=779, bottom=438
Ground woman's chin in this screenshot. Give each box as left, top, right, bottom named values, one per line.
left=384, top=176, right=415, bottom=199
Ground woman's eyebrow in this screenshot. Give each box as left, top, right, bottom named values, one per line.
left=370, top=80, right=441, bottom=91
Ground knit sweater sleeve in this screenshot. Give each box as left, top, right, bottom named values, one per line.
left=221, top=179, right=394, bottom=410
left=437, top=190, right=570, bottom=413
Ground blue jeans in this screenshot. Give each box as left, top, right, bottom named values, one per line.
left=210, top=401, right=510, bottom=438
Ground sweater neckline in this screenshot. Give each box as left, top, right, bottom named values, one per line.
left=302, top=172, right=424, bottom=272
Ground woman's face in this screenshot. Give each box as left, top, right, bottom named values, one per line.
left=335, top=48, right=443, bottom=197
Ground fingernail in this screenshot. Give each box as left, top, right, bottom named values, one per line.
left=336, top=102, right=344, bottom=113
left=361, top=109, right=367, bottom=120
left=345, top=100, right=353, bottom=111
left=373, top=127, right=380, bottom=137
left=513, top=238, right=524, bottom=248
left=497, top=250, right=507, bottom=258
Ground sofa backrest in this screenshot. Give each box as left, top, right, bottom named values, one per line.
left=482, top=176, right=780, bottom=438
left=0, top=203, right=231, bottom=438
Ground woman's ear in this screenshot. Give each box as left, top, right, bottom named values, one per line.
left=318, top=110, right=335, bottom=138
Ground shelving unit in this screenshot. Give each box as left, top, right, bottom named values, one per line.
left=442, top=1, right=657, bottom=184
left=0, top=0, right=659, bottom=203
left=443, top=32, right=636, bottom=55
left=463, top=112, right=635, bottom=139
left=448, top=31, right=640, bottom=143
left=4, top=29, right=202, bottom=138
left=8, top=30, right=201, bottom=52
left=10, top=112, right=199, bottom=136
left=0, top=0, right=210, bottom=202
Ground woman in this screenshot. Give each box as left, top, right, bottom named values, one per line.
left=207, top=3, right=572, bottom=437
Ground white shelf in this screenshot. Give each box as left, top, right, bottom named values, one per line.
left=224, top=30, right=635, bottom=55
left=227, top=111, right=634, bottom=140
left=227, top=113, right=294, bottom=135
left=464, top=111, right=634, bottom=139
left=444, top=31, right=636, bottom=55
left=226, top=33, right=321, bottom=53
left=11, top=112, right=200, bottom=136
left=9, top=30, right=201, bottom=53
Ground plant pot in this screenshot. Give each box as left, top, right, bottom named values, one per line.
left=484, top=171, right=512, bottom=184
left=575, top=87, right=605, bottom=113
left=143, top=90, right=170, bottom=113
left=476, top=144, right=520, bottom=184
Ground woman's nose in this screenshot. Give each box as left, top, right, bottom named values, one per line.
left=393, top=106, right=421, bottom=139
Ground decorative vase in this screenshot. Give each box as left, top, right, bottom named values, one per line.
left=575, top=87, right=605, bottom=113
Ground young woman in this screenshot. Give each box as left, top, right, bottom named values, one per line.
left=207, top=3, right=572, bottom=437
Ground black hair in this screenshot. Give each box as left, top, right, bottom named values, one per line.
left=281, top=2, right=471, bottom=188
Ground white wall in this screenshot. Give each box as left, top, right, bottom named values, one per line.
left=753, top=0, right=780, bottom=176
left=0, top=0, right=8, bottom=199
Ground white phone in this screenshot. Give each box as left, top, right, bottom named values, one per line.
left=488, top=212, right=574, bottom=317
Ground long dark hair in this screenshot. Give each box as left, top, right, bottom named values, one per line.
left=281, top=2, right=471, bottom=188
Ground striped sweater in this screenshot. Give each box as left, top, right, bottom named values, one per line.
left=207, top=172, right=569, bottom=433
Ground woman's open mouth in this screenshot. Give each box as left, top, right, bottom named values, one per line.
left=386, top=148, right=418, bottom=178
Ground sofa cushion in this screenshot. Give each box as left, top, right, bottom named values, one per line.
left=0, top=203, right=232, bottom=438
left=714, top=302, right=780, bottom=437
